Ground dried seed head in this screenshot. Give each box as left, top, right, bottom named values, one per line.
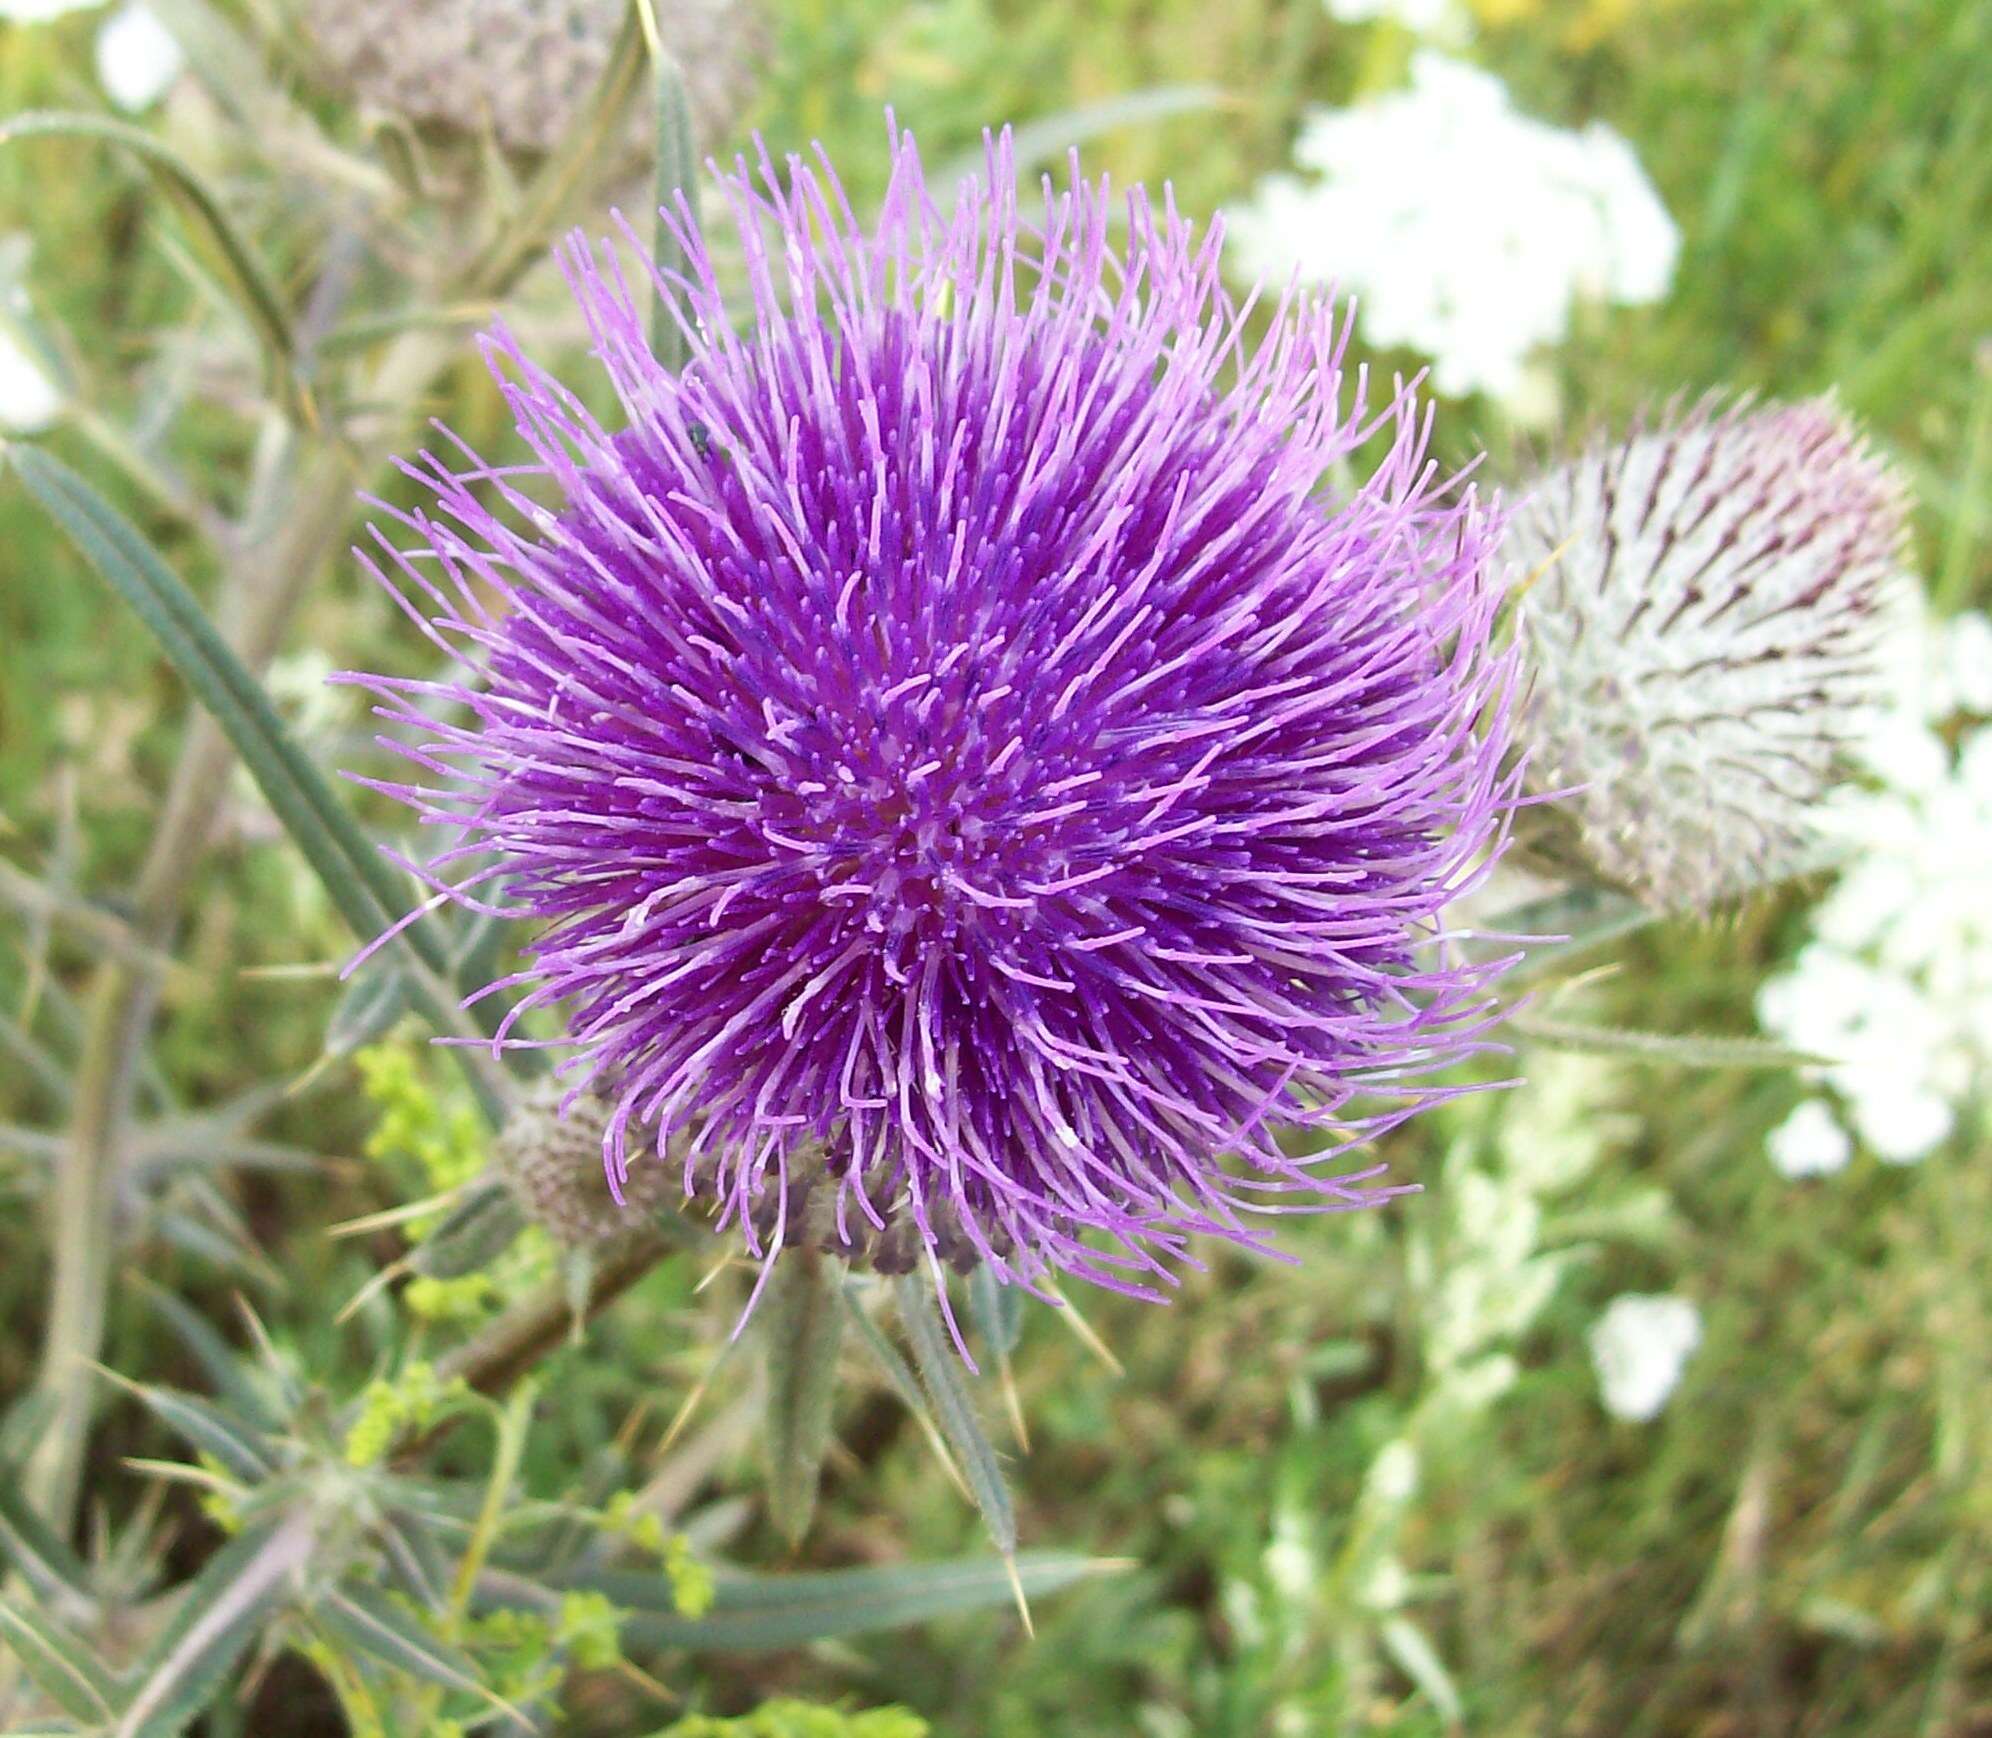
left=492, top=1080, right=676, bottom=1248
left=1503, top=396, right=1911, bottom=911
left=302, top=0, right=764, bottom=159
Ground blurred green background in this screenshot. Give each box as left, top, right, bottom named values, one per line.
left=2, top=0, right=1988, bottom=1733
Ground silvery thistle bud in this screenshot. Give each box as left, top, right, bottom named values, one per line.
left=493, top=1080, right=677, bottom=1249
left=1501, top=396, right=1910, bottom=911
left=303, top=0, right=764, bottom=159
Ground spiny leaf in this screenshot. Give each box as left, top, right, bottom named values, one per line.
left=117, top=1511, right=315, bottom=1738
left=759, top=1255, right=845, bottom=1548
left=315, top=1585, right=500, bottom=1707
left=1472, top=884, right=1658, bottom=988
left=409, top=1180, right=526, bottom=1280
left=523, top=1552, right=1115, bottom=1652
left=108, top=1377, right=275, bottom=1484
left=0, top=1475, right=95, bottom=1603
left=839, top=1285, right=969, bottom=1499
left=5, top=446, right=504, bottom=1123
left=1510, top=1013, right=1826, bottom=1070
left=891, top=1279, right=1017, bottom=1563
left=0, top=1594, right=120, bottom=1723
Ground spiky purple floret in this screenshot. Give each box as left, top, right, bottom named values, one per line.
left=340, top=126, right=1518, bottom=1303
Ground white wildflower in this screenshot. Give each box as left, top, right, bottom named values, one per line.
left=1758, top=607, right=1992, bottom=1166
left=0, top=324, right=63, bottom=433
left=1590, top=1294, right=1701, bottom=1422
left=1229, top=52, right=1677, bottom=404
left=1766, top=1099, right=1852, bottom=1179
left=94, top=4, right=182, bottom=111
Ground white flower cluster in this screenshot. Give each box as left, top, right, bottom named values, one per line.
left=1323, top=0, right=1470, bottom=42
left=1589, top=1294, right=1701, bottom=1423
left=1228, top=51, right=1678, bottom=405
left=0, top=0, right=184, bottom=111
left=1759, top=603, right=1992, bottom=1170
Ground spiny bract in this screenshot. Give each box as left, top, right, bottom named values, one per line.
left=341, top=127, right=1517, bottom=1304
left=1503, top=396, right=1908, bottom=912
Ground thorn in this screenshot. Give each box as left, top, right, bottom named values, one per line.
left=285, top=1052, right=335, bottom=1099
left=998, top=1351, right=1031, bottom=1454
left=1004, top=1552, right=1035, bottom=1638
left=1044, top=1285, right=1124, bottom=1378
left=658, top=1345, right=730, bottom=1454
left=336, top=1257, right=409, bottom=1324
left=694, top=1253, right=736, bottom=1295
left=328, top=1181, right=471, bottom=1239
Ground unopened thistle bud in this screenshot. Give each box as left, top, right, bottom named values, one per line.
left=492, top=1081, right=676, bottom=1249
left=303, top=0, right=764, bottom=160
left=1502, top=396, right=1910, bottom=911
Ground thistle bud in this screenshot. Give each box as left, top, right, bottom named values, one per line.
left=1503, top=396, right=1910, bottom=911
left=302, top=0, right=765, bottom=160
left=492, top=1081, right=675, bottom=1250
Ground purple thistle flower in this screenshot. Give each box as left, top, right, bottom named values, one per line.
left=340, top=126, right=1518, bottom=1305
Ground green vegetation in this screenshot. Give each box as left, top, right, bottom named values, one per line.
left=2, top=0, right=1986, bottom=1733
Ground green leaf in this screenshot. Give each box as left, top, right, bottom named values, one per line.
left=1510, top=1013, right=1826, bottom=1070
left=648, top=25, right=698, bottom=372
left=1473, top=884, right=1658, bottom=988
left=315, top=1585, right=493, bottom=1703
left=891, top=1278, right=1015, bottom=1559
left=0, top=111, right=308, bottom=422
left=116, top=1382, right=274, bottom=1484
left=325, top=964, right=411, bottom=1059
left=0, top=1595, right=120, bottom=1722
left=0, top=1475, right=95, bottom=1603
left=410, top=1180, right=526, bottom=1279
left=840, top=1285, right=967, bottom=1496
left=6, top=447, right=503, bottom=1122
left=759, top=1256, right=845, bottom=1548
left=967, top=1264, right=1022, bottom=1360
left=542, top=1552, right=1112, bottom=1652
left=117, top=1511, right=315, bottom=1738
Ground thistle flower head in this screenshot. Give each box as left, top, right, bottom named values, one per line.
left=304, top=0, right=761, bottom=158
left=342, top=127, right=1517, bottom=1302
left=1503, top=396, right=1909, bottom=911
left=493, top=1082, right=676, bottom=1248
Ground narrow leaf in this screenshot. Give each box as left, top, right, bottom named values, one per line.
left=468, top=3, right=647, bottom=294
left=410, top=1180, right=525, bottom=1279
left=7, top=447, right=501, bottom=1120
left=1511, top=1013, right=1826, bottom=1070
left=325, top=964, right=410, bottom=1058
left=118, top=1511, right=315, bottom=1738
left=840, top=1284, right=968, bottom=1498
left=647, top=25, right=698, bottom=371
left=1471, top=884, right=1657, bottom=988
left=0, top=1595, right=120, bottom=1722
left=0, top=1477, right=95, bottom=1603
left=315, top=1586, right=493, bottom=1703
left=967, top=1264, right=1022, bottom=1359
left=758, top=1255, right=845, bottom=1548
left=891, top=1277, right=1016, bottom=1559
left=0, top=111, right=307, bottom=421
left=520, top=1552, right=1113, bottom=1651
left=935, top=86, right=1226, bottom=187
left=114, top=1380, right=274, bottom=1483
